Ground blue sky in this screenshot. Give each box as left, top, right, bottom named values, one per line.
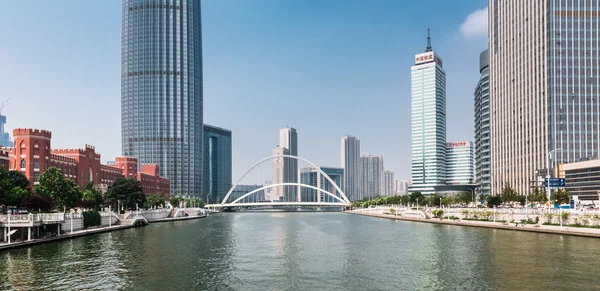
left=0, top=0, right=487, bottom=182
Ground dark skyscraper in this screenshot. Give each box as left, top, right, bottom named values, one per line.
left=121, top=0, right=203, bottom=197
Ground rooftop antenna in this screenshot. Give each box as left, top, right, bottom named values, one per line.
left=426, top=28, right=432, bottom=52
left=0, top=97, right=10, bottom=116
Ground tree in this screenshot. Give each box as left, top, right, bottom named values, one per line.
left=487, top=195, right=503, bottom=208
left=169, top=196, right=182, bottom=208
left=518, top=195, right=526, bottom=206
left=35, top=167, right=82, bottom=210
left=458, top=191, right=473, bottom=204
left=146, top=193, right=166, bottom=208
left=529, top=187, right=547, bottom=203
left=8, top=170, right=30, bottom=192
left=105, top=178, right=146, bottom=211
left=500, top=185, right=519, bottom=203
left=80, top=182, right=104, bottom=210
left=553, top=188, right=570, bottom=205
left=21, top=194, right=53, bottom=212
left=409, top=191, right=425, bottom=204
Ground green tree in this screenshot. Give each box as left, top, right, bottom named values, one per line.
left=169, top=196, right=182, bottom=208
left=81, top=182, right=104, bottom=210
left=529, top=187, right=547, bottom=203
left=486, top=195, right=503, bottom=208
left=458, top=191, right=473, bottom=204
left=21, top=193, right=53, bottom=212
left=400, top=195, right=410, bottom=205
left=146, top=193, right=166, bottom=208
left=34, top=167, right=81, bottom=210
left=104, top=178, right=146, bottom=211
left=8, top=170, right=31, bottom=192
left=500, top=185, right=519, bottom=203
left=518, top=195, right=526, bottom=206
left=409, top=191, right=425, bottom=204
left=553, top=188, right=570, bottom=205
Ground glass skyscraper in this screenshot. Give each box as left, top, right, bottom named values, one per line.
left=203, top=124, right=232, bottom=204
left=121, top=0, right=203, bottom=197
left=341, top=135, right=361, bottom=201
left=409, top=31, right=447, bottom=194
left=0, top=114, right=11, bottom=147
left=490, top=0, right=600, bottom=194
left=474, top=49, right=490, bottom=195
left=446, top=142, right=475, bottom=185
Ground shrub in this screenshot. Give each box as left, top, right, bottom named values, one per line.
left=432, top=209, right=444, bottom=218
left=83, top=211, right=101, bottom=228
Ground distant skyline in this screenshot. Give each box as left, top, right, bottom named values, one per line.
left=0, top=1, right=488, bottom=181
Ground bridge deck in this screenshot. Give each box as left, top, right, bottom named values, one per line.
left=206, top=202, right=351, bottom=208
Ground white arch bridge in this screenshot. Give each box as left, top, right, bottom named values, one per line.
left=205, top=155, right=351, bottom=209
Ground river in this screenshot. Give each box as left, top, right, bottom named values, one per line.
left=0, top=212, right=599, bottom=290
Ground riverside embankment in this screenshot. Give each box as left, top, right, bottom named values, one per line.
left=0, top=208, right=208, bottom=251
left=347, top=207, right=600, bottom=238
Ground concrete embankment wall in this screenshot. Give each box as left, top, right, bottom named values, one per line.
left=347, top=211, right=600, bottom=238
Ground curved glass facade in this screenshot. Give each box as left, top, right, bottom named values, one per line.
left=121, top=0, right=203, bottom=197
left=474, top=49, right=490, bottom=195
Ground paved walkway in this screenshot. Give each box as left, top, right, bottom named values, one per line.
left=347, top=211, right=600, bottom=238
left=0, top=215, right=207, bottom=252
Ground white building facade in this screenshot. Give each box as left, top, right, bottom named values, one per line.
left=446, top=141, right=475, bottom=185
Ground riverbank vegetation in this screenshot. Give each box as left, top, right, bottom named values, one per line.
left=0, top=166, right=201, bottom=213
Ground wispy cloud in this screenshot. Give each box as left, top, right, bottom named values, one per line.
left=459, top=7, right=488, bottom=37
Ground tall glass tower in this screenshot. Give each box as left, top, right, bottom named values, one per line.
left=121, top=0, right=203, bottom=197
left=474, top=49, right=490, bottom=195
left=409, top=30, right=447, bottom=194
left=490, top=0, right=600, bottom=195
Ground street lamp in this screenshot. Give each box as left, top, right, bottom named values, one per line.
left=546, top=148, right=563, bottom=204
left=469, top=188, right=475, bottom=207
left=439, top=197, right=442, bottom=209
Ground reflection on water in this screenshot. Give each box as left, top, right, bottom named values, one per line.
left=0, top=213, right=599, bottom=290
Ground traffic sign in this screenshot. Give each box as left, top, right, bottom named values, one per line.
left=544, top=178, right=565, bottom=187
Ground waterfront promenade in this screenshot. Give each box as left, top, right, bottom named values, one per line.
left=0, top=208, right=209, bottom=251
left=348, top=206, right=600, bottom=238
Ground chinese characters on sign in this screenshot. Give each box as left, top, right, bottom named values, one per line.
left=448, top=142, right=468, bottom=147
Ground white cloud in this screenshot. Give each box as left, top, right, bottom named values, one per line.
left=460, top=7, right=488, bottom=37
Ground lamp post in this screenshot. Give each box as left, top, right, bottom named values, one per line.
left=470, top=188, right=475, bottom=207
left=546, top=148, right=562, bottom=205
left=70, top=210, right=73, bottom=234
left=439, top=197, right=442, bottom=209
left=7, top=210, right=10, bottom=244
left=108, top=205, right=112, bottom=228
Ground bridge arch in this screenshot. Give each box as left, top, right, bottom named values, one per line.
left=230, top=182, right=345, bottom=204
left=221, top=154, right=349, bottom=204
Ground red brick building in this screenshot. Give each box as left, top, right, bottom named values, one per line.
left=2, top=128, right=169, bottom=196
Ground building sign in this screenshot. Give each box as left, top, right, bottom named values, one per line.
left=415, top=52, right=434, bottom=65
left=448, top=142, right=468, bottom=147
left=414, top=51, right=443, bottom=66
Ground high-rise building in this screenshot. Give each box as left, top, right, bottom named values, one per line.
left=474, top=49, right=491, bottom=195
left=446, top=141, right=475, bottom=185
left=383, top=170, right=394, bottom=196
left=0, top=114, right=11, bottom=147
left=361, top=154, right=383, bottom=199
left=203, top=124, right=232, bottom=205
left=300, top=167, right=344, bottom=202
left=490, top=1, right=600, bottom=195
left=409, top=30, right=447, bottom=194
left=394, top=179, right=409, bottom=195
left=121, top=0, right=203, bottom=197
left=279, top=127, right=298, bottom=201
left=341, top=136, right=361, bottom=201
left=272, top=146, right=290, bottom=202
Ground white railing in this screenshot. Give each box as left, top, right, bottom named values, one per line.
left=64, top=213, right=83, bottom=219
left=0, top=213, right=65, bottom=225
